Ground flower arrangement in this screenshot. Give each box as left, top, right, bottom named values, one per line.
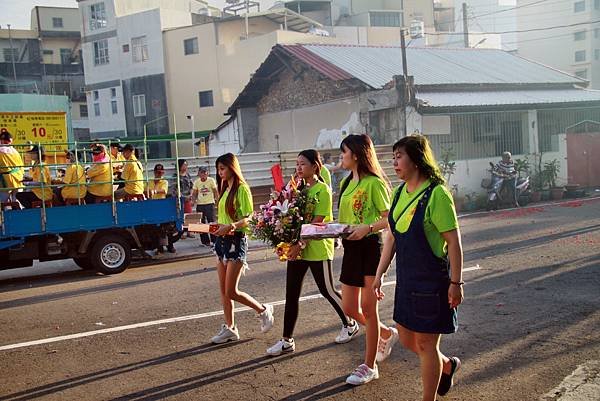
left=249, top=177, right=317, bottom=261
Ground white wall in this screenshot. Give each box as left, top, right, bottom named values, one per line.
left=86, top=86, right=127, bottom=136
left=209, top=116, right=242, bottom=157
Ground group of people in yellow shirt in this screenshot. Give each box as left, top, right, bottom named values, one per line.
left=0, top=130, right=168, bottom=208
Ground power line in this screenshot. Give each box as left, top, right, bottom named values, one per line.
left=468, top=0, right=567, bottom=20
left=424, top=18, right=600, bottom=36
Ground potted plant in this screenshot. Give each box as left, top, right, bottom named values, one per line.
left=543, top=159, right=564, bottom=200
left=514, top=157, right=531, bottom=205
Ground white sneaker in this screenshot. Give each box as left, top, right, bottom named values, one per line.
left=210, top=324, right=240, bottom=344
left=266, top=338, right=295, bottom=356
left=259, top=304, right=274, bottom=333
left=335, top=321, right=359, bottom=344
left=345, top=363, right=379, bottom=385
left=376, top=326, right=399, bottom=362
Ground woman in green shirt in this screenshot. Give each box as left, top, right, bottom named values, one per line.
left=373, top=135, right=464, bottom=401
left=266, top=149, right=357, bottom=356
left=210, top=153, right=274, bottom=344
left=337, top=134, right=399, bottom=386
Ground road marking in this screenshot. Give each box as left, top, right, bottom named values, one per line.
left=541, top=360, right=600, bottom=401
left=0, top=265, right=481, bottom=352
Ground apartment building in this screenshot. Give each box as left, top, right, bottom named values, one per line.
left=517, top=0, right=600, bottom=89
left=0, top=6, right=88, bottom=140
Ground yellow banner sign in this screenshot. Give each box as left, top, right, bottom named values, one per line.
left=0, top=112, right=68, bottom=153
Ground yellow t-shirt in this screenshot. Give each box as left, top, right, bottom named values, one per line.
left=147, top=178, right=168, bottom=199
left=87, top=161, right=113, bottom=197
left=30, top=164, right=53, bottom=201
left=193, top=176, right=217, bottom=205
left=0, top=145, right=24, bottom=189
left=61, top=163, right=87, bottom=199
left=110, top=152, right=125, bottom=169
left=122, top=155, right=144, bottom=195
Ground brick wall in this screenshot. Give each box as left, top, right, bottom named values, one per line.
left=257, top=63, right=358, bottom=114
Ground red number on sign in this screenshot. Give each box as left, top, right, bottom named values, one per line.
left=32, top=127, right=47, bottom=137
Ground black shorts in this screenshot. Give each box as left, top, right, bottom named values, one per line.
left=340, top=235, right=381, bottom=287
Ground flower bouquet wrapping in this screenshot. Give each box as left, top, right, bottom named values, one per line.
left=249, top=178, right=317, bottom=261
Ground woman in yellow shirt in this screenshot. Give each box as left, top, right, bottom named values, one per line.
left=85, top=145, right=113, bottom=204
left=55, top=150, right=86, bottom=204
left=16, top=145, right=53, bottom=208
left=147, top=163, right=168, bottom=199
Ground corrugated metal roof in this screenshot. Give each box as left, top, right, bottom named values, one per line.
left=417, top=88, right=600, bottom=108
left=281, top=44, right=586, bottom=89
left=283, top=45, right=353, bottom=81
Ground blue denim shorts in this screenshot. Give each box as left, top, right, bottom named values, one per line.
left=214, top=233, right=248, bottom=263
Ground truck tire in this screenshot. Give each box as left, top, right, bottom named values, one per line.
left=90, top=234, right=131, bottom=275
left=73, top=256, right=94, bottom=270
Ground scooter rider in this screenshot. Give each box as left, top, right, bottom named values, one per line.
left=495, top=151, right=518, bottom=207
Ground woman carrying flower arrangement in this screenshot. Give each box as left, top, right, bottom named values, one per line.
left=210, top=153, right=274, bottom=344
left=266, top=150, right=358, bottom=356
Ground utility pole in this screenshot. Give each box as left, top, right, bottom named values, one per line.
left=462, top=2, right=469, bottom=48
left=400, top=28, right=408, bottom=137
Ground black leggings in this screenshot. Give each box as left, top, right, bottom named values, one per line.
left=283, top=259, right=350, bottom=338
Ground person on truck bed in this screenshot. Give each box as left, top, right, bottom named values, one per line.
left=115, top=144, right=145, bottom=200
left=0, top=131, right=25, bottom=203
left=85, top=145, right=113, bottom=204
left=16, top=145, right=54, bottom=209
left=54, top=150, right=87, bottom=205
left=147, top=163, right=168, bottom=200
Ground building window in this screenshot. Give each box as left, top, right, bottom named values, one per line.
left=369, top=11, right=402, bottom=27
left=184, top=38, right=199, bottom=55
left=575, top=69, right=588, bottom=79
left=93, top=39, right=109, bottom=65
left=93, top=90, right=99, bottom=100
left=575, top=50, right=586, bottom=62
left=133, top=94, right=146, bottom=117
left=595, top=49, right=600, bottom=60
left=574, top=30, right=586, bottom=41
left=52, top=17, right=63, bottom=28
left=110, top=88, right=116, bottom=97
left=60, top=48, right=71, bottom=65
left=80, top=104, right=88, bottom=118
left=94, top=103, right=100, bottom=116
left=111, top=99, right=118, bottom=114
left=574, top=0, right=585, bottom=12
left=122, top=44, right=129, bottom=53
left=90, top=2, right=107, bottom=30
left=3, top=48, right=18, bottom=62
left=131, top=36, right=148, bottom=63
left=199, top=90, right=214, bottom=108
left=43, top=49, right=53, bottom=55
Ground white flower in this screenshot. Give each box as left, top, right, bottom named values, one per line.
left=271, top=199, right=290, bottom=214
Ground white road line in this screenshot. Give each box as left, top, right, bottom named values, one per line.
left=0, top=265, right=481, bottom=352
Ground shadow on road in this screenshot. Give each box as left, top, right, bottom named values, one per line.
left=107, top=342, right=349, bottom=401
left=0, top=340, right=252, bottom=401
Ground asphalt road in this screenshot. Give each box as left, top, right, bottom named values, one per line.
left=1, top=199, right=599, bottom=401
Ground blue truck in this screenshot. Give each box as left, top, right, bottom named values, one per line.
left=0, top=197, right=184, bottom=274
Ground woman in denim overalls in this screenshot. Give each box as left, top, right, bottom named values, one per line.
left=373, top=135, right=464, bottom=401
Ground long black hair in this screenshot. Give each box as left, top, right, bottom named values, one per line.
left=215, top=153, right=246, bottom=220
left=338, top=134, right=389, bottom=202
left=392, top=134, right=445, bottom=186
left=297, top=149, right=324, bottom=190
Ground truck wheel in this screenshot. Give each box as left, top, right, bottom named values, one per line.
left=90, top=234, right=131, bottom=275
left=73, top=256, right=94, bottom=270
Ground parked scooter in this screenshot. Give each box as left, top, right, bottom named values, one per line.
left=482, top=162, right=530, bottom=210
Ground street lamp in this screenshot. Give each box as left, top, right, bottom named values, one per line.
left=0, top=24, right=18, bottom=84
left=186, top=114, right=196, bottom=158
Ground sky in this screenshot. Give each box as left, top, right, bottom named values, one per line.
left=0, top=0, right=278, bottom=30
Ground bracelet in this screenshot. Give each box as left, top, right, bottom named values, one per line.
left=298, top=240, right=306, bottom=249
left=230, top=223, right=236, bottom=231
left=369, top=224, right=374, bottom=233
left=450, top=280, right=464, bottom=286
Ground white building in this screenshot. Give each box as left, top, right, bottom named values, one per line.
left=516, top=0, right=600, bottom=89
left=78, top=0, right=215, bottom=152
